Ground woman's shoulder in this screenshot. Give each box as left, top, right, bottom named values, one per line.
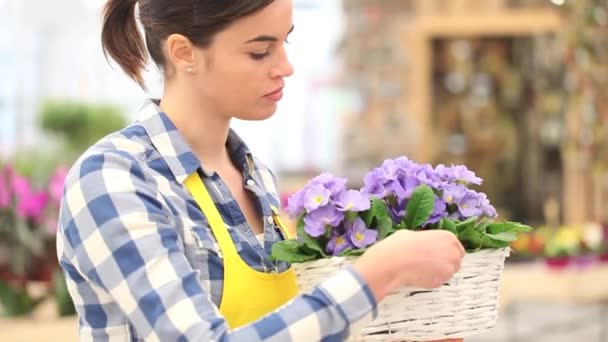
left=65, top=122, right=153, bottom=188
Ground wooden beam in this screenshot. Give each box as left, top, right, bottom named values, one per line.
left=413, top=9, right=563, bottom=37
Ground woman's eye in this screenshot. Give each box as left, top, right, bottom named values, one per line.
left=249, top=51, right=270, bottom=60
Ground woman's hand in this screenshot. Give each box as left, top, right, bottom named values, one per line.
left=353, top=229, right=465, bottom=301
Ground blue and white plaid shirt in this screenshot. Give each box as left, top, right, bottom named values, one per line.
left=57, top=100, right=377, bottom=341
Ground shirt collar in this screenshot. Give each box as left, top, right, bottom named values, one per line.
left=137, top=100, right=254, bottom=184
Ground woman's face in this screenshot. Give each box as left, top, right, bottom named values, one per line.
left=191, top=0, right=294, bottom=121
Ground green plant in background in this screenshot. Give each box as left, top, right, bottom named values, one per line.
left=0, top=163, right=74, bottom=317
left=40, top=100, right=126, bottom=161
left=0, top=100, right=123, bottom=317
left=52, top=269, right=75, bottom=317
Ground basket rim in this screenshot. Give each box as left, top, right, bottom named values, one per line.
left=291, top=247, right=511, bottom=267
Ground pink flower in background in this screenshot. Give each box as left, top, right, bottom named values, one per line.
left=17, top=191, right=50, bottom=223
left=49, top=166, right=68, bottom=203
left=10, top=175, right=50, bottom=223
left=280, top=193, right=291, bottom=212
left=11, top=175, right=31, bottom=200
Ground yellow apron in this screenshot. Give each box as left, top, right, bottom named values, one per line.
left=184, top=172, right=298, bottom=329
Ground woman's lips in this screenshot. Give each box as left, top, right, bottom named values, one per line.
left=264, top=87, right=284, bottom=102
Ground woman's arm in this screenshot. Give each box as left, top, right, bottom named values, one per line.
left=58, top=151, right=378, bottom=341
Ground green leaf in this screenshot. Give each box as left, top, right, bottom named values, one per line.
left=339, top=248, right=367, bottom=257
left=456, top=216, right=478, bottom=234
left=480, top=236, right=511, bottom=249
left=484, top=232, right=518, bottom=242
left=362, top=198, right=390, bottom=227
left=345, top=211, right=359, bottom=222
left=360, top=198, right=395, bottom=239
left=300, top=244, right=324, bottom=257
left=404, top=185, right=435, bottom=229
left=0, top=281, right=37, bottom=317
left=458, top=226, right=484, bottom=252
left=376, top=216, right=396, bottom=240
left=439, top=218, right=458, bottom=235
left=475, top=218, right=492, bottom=232
left=271, top=240, right=319, bottom=263
left=296, top=219, right=327, bottom=257
left=487, top=222, right=533, bottom=235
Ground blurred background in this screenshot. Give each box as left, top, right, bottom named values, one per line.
left=1, top=0, right=607, bottom=341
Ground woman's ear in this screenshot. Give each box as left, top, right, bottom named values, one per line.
left=166, top=33, right=197, bottom=73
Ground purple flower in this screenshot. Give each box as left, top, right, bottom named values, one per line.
left=378, top=159, right=401, bottom=181
left=303, top=205, right=345, bottom=237
left=435, top=164, right=482, bottom=185
left=478, top=193, right=497, bottom=218
left=441, top=184, right=468, bottom=204
left=456, top=190, right=485, bottom=218
left=453, top=165, right=483, bottom=185
left=310, top=173, right=348, bottom=194
left=361, top=169, right=388, bottom=198
left=334, top=190, right=370, bottom=212
left=394, top=156, right=417, bottom=170
left=346, top=217, right=378, bottom=248
left=426, top=197, right=448, bottom=225
left=398, top=174, right=420, bottom=199
left=326, top=233, right=353, bottom=256
left=415, top=164, right=442, bottom=188
left=384, top=179, right=407, bottom=199
left=287, top=189, right=306, bottom=218
left=303, top=184, right=331, bottom=213
left=287, top=173, right=348, bottom=218
left=389, top=198, right=407, bottom=224
left=450, top=190, right=497, bottom=219
left=364, top=157, right=444, bottom=201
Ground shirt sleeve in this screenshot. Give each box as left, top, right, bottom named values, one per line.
left=58, top=151, right=378, bottom=341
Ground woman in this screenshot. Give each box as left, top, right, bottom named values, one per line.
left=56, top=0, right=465, bottom=340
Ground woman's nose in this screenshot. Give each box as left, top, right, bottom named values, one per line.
left=271, top=48, right=294, bottom=78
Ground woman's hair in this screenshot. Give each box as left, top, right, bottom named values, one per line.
left=101, top=0, right=275, bottom=88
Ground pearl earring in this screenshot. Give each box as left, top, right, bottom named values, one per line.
left=186, top=66, right=193, bottom=73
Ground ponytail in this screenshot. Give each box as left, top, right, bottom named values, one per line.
left=101, top=0, right=147, bottom=88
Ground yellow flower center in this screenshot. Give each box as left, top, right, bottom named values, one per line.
left=314, top=196, right=323, bottom=204
left=446, top=195, right=453, bottom=203
left=355, top=232, right=364, bottom=241
left=336, top=236, right=345, bottom=245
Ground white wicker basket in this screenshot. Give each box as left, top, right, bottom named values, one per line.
left=292, top=247, right=511, bottom=341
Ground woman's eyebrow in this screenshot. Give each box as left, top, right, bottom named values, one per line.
left=244, top=25, right=295, bottom=44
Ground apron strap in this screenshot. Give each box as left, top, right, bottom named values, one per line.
left=185, top=172, right=239, bottom=259
left=270, top=205, right=293, bottom=240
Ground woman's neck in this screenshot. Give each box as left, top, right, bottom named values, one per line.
left=160, top=83, right=232, bottom=173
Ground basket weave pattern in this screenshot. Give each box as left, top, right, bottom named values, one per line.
left=292, top=248, right=511, bottom=341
